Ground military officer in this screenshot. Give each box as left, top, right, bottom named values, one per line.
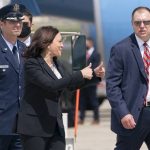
left=0, top=3, right=26, bottom=150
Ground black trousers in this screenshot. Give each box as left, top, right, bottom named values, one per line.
left=115, top=107, right=150, bottom=150
left=20, top=127, right=65, bottom=150
left=80, top=85, right=99, bottom=121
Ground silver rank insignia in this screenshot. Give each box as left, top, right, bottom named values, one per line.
left=13, top=4, right=20, bottom=12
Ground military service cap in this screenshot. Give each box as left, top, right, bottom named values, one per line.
left=0, top=3, right=26, bottom=21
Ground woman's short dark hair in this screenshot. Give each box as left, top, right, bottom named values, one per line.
left=24, top=26, right=59, bottom=58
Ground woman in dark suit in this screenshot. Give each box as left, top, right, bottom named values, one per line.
left=17, top=26, right=105, bottom=150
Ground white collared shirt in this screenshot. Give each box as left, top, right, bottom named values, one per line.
left=87, top=47, right=94, bottom=58
left=23, top=36, right=31, bottom=47
left=1, top=34, right=20, bottom=62
left=135, top=35, right=150, bottom=57
left=50, top=63, right=62, bottom=79
left=135, top=34, right=150, bottom=102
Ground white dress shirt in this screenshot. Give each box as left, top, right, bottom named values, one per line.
left=135, top=35, right=150, bottom=102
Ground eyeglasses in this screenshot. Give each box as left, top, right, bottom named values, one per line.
left=134, top=20, right=150, bottom=26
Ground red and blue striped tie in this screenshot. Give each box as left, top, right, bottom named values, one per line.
left=143, top=42, right=150, bottom=80
left=143, top=42, right=150, bottom=106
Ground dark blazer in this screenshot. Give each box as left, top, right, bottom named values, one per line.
left=87, top=48, right=100, bottom=69
left=106, top=33, right=147, bottom=136
left=87, top=48, right=100, bottom=85
left=0, top=34, right=25, bottom=134
left=17, top=56, right=87, bottom=137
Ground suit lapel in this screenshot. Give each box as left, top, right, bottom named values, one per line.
left=37, top=57, right=58, bottom=80
left=54, top=58, right=65, bottom=77
left=87, top=49, right=95, bottom=63
left=0, top=35, right=19, bottom=73
left=130, top=34, right=147, bottom=80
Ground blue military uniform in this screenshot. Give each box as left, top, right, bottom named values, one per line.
left=0, top=3, right=26, bottom=150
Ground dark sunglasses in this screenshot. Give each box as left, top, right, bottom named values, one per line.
left=134, top=20, right=150, bottom=26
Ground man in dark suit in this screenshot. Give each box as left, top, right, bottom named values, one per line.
left=18, top=5, right=33, bottom=47
left=79, top=37, right=101, bottom=124
left=0, top=4, right=26, bottom=150
left=106, top=7, right=150, bottom=149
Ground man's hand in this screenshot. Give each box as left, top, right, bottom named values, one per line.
left=121, top=114, right=136, bottom=129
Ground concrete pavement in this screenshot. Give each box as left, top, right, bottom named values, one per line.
left=67, top=100, right=147, bottom=150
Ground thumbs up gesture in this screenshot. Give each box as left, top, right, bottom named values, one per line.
left=81, top=63, right=93, bottom=80
left=94, top=62, right=105, bottom=78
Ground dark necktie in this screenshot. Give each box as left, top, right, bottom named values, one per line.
left=12, top=46, right=19, bottom=67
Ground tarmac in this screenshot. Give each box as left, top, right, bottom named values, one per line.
left=67, top=100, right=147, bottom=150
